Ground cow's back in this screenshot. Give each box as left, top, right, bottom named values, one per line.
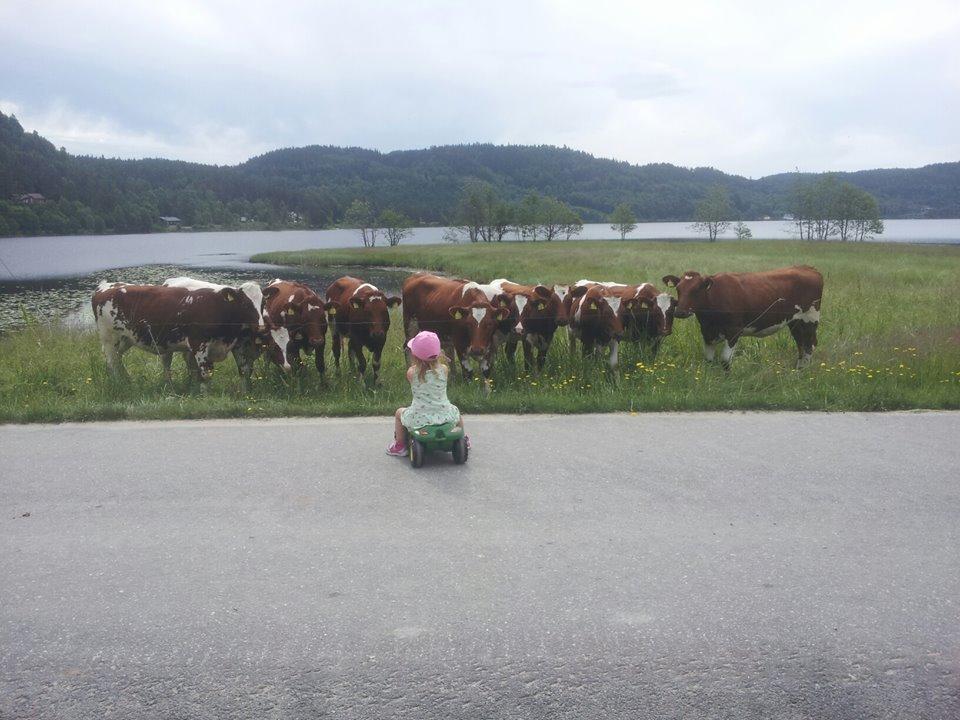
left=713, top=266, right=823, bottom=312
left=325, top=276, right=364, bottom=304
left=402, top=274, right=467, bottom=321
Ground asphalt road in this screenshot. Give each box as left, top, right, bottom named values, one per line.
left=1, top=412, right=959, bottom=719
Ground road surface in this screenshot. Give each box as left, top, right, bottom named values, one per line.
left=2, top=412, right=959, bottom=719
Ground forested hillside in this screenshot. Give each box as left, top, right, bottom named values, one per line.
left=1, top=110, right=957, bottom=237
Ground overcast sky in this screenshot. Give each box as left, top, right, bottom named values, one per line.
left=2, top=0, right=958, bottom=177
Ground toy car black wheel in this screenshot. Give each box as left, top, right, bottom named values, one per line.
left=410, top=439, right=425, bottom=468
left=452, top=437, right=468, bottom=464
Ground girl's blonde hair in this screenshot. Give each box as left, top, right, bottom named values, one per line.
left=414, top=352, right=449, bottom=382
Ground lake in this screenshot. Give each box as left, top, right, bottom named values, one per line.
left=1, top=218, right=958, bottom=332
left=1, top=219, right=958, bottom=281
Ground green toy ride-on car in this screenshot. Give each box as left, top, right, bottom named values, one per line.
left=406, top=421, right=468, bottom=468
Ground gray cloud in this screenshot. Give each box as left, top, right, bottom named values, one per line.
left=1, top=0, right=958, bottom=175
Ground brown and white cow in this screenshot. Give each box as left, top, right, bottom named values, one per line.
left=92, top=281, right=265, bottom=388
left=325, top=276, right=401, bottom=382
left=473, top=278, right=568, bottom=372
left=614, top=282, right=677, bottom=358
left=163, top=276, right=291, bottom=375
left=567, top=280, right=625, bottom=369
left=663, top=265, right=824, bottom=369
left=401, top=273, right=512, bottom=390
left=262, top=279, right=330, bottom=375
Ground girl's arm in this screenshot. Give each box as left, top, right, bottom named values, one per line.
left=406, top=366, right=415, bottom=383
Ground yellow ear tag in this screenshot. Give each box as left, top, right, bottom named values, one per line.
left=500, top=300, right=508, bottom=307
left=329, top=307, right=337, bottom=315
left=590, top=302, right=598, bottom=310
left=287, top=308, right=295, bottom=316
left=226, top=294, right=234, bottom=302
left=537, top=302, right=545, bottom=310
left=295, top=332, right=303, bottom=340
left=454, top=311, right=463, bottom=319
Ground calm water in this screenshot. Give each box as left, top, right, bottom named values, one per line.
left=1, top=219, right=958, bottom=332
left=1, top=219, right=958, bottom=281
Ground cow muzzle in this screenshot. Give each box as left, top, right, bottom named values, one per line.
left=673, top=308, right=692, bottom=319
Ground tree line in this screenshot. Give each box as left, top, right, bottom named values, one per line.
left=0, top=110, right=940, bottom=238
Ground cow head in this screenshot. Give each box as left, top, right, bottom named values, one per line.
left=517, top=285, right=566, bottom=332
left=570, top=286, right=624, bottom=339
left=348, top=292, right=401, bottom=340
left=663, top=272, right=712, bottom=318
left=624, top=291, right=678, bottom=336
left=448, top=302, right=510, bottom=357
left=489, top=292, right=520, bottom=336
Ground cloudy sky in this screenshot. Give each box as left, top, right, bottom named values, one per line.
left=2, top=0, right=958, bottom=177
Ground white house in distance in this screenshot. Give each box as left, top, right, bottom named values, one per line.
left=159, top=216, right=182, bottom=227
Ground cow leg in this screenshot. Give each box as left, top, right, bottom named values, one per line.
left=479, top=354, right=493, bottom=395
left=315, top=343, right=326, bottom=377
left=371, top=344, right=383, bottom=384
left=190, top=342, right=214, bottom=387
left=608, top=339, right=620, bottom=371
left=232, top=344, right=255, bottom=392
left=349, top=338, right=367, bottom=379
left=703, top=340, right=719, bottom=363
left=331, top=331, right=342, bottom=370
left=457, top=347, right=473, bottom=381
left=790, top=321, right=818, bottom=368
left=649, top=336, right=662, bottom=360
left=504, top=335, right=518, bottom=365
left=581, top=336, right=595, bottom=358
left=719, top=340, right=737, bottom=371
left=160, top=352, right=174, bottom=384
left=98, top=333, right=130, bottom=380
left=521, top=336, right=535, bottom=372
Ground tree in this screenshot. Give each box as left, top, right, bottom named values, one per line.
left=379, top=208, right=413, bottom=246
left=451, top=179, right=492, bottom=243
left=516, top=193, right=543, bottom=241
left=609, top=203, right=636, bottom=240
left=487, top=201, right=514, bottom=242
left=693, top=185, right=732, bottom=241
left=790, top=176, right=884, bottom=242
left=539, top=196, right=570, bottom=242
left=344, top=199, right=377, bottom=247
left=733, top=221, right=752, bottom=240
left=561, top=205, right=584, bottom=240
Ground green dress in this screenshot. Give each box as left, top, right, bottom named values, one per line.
left=401, top=367, right=460, bottom=429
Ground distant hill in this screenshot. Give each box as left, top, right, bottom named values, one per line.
left=1, top=110, right=958, bottom=236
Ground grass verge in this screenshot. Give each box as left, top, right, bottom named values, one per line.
left=1, top=241, right=958, bottom=423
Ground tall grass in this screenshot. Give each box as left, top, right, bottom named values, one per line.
left=1, top=241, right=957, bottom=423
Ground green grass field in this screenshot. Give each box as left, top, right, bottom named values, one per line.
left=1, top=240, right=958, bottom=423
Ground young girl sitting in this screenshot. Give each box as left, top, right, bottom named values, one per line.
left=387, top=330, right=466, bottom=456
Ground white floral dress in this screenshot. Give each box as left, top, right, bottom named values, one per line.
left=401, top=367, right=460, bottom=429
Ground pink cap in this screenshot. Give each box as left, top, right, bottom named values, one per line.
left=406, top=331, right=441, bottom=360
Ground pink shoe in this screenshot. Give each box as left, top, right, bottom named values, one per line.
left=386, top=440, right=407, bottom=457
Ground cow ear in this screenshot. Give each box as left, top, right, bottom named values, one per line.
left=533, top=285, right=551, bottom=299
left=495, top=307, right=511, bottom=321
left=702, top=277, right=713, bottom=291
left=493, top=293, right=510, bottom=309
left=350, top=299, right=363, bottom=310
left=570, top=285, right=588, bottom=298
left=220, top=288, right=237, bottom=302
left=387, top=296, right=402, bottom=308
left=262, top=286, right=280, bottom=300
left=662, top=275, right=680, bottom=288
left=449, top=306, right=466, bottom=319
left=324, top=301, right=339, bottom=315
left=639, top=300, right=650, bottom=309
left=625, top=300, right=636, bottom=309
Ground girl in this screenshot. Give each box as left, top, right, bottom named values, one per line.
left=387, top=330, right=467, bottom=456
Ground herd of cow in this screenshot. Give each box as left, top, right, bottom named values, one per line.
left=90, top=265, right=824, bottom=390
